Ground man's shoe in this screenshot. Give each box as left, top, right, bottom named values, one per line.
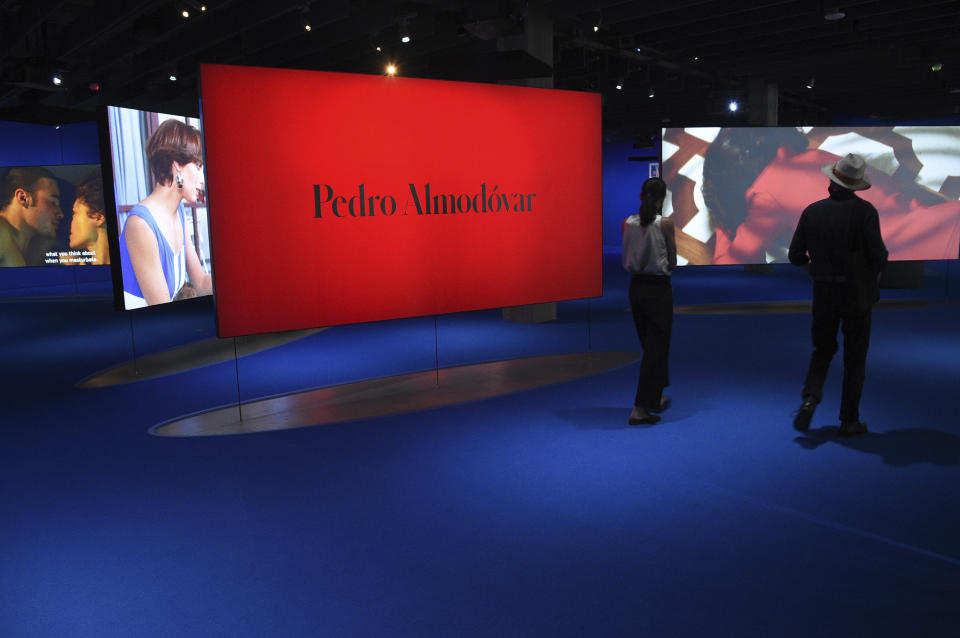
left=838, top=421, right=868, bottom=437
left=793, top=399, right=816, bottom=432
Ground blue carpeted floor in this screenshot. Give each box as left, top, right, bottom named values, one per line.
left=2, top=258, right=959, bottom=637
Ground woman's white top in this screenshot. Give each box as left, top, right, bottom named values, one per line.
left=622, top=214, right=671, bottom=276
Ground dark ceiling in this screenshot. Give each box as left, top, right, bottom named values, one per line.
left=1, top=0, right=958, bottom=140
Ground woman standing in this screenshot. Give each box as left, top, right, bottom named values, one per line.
left=119, top=119, right=211, bottom=307
left=622, top=177, right=677, bottom=425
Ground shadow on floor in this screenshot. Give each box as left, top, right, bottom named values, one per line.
left=794, top=427, right=960, bottom=466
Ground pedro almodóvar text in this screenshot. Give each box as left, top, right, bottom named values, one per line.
left=313, top=183, right=537, bottom=218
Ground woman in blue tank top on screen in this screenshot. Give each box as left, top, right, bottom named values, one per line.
left=119, top=119, right=212, bottom=308
left=622, top=177, right=677, bottom=425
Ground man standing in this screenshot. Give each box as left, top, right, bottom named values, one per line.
left=789, top=153, right=888, bottom=436
left=0, top=167, right=63, bottom=266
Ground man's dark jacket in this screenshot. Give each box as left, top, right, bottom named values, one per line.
left=789, top=189, right=889, bottom=310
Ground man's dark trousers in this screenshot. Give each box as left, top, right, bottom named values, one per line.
left=802, top=281, right=872, bottom=424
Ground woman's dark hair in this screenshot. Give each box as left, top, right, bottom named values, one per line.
left=75, top=173, right=104, bottom=216
left=639, top=177, right=667, bottom=227
left=145, top=119, right=203, bottom=187
left=701, top=127, right=807, bottom=233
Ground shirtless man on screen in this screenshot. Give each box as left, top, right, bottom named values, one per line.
left=0, top=167, right=63, bottom=267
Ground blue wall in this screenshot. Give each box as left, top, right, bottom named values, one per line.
left=0, top=120, right=110, bottom=295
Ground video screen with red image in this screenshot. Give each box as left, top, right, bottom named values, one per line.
left=662, top=126, right=960, bottom=265
left=0, top=164, right=106, bottom=267
left=102, top=106, right=213, bottom=310
left=200, top=64, right=602, bottom=337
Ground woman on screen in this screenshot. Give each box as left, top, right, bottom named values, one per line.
left=67, top=174, right=110, bottom=265
left=119, top=119, right=211, bottom=307
left=699, top=127, right=960, bottom=264
left=622, top=177, right=677, bottom=425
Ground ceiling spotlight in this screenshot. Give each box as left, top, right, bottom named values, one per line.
left=824, top=7, right=845, bottom=20
left=399, top=18, right=411, bottom=43
left=648, top=88, right=655, bottom=98
left=304, top=23, right=312, bottom=31
left=693, top=56, right=700, bottom=62
left=401, top=35, right=411, bottom=43
left=169, top=74, right=177, bottom=82
left=376, top=46, right=382, bottom=52
left=593, top=25, right=600, bottom=32
left=806, top=77, right=815, bottom=89
left=386, top=64, right=397, bottom=76
left=728, top=100, right=739, bottom=113
left=615, top=81, right=623, bottom=90
left=200, top=5, right=206, bottom=11
left=932, top=62, right=943, bottom=72
left=51, top=73, right=63, bottom=86
left=181, top=9, right=190, bottom=18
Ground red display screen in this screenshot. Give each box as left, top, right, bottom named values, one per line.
left=200, top=64, right=601, bottom=337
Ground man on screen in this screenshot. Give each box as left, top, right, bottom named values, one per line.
left=789, top=154, right=888, bottom=437
left=0, top=167, right=64, bottom=267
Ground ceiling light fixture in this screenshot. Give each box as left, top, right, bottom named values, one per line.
left=169, top=74, right=177, bottom=82
left=728, top=99, right=739, bottom=113
left=932, top=62, right=943, bottom=72
left=301, top=6, right=312, bottom=32
left=181, top=9, right=190, bottom=19
left=51, top=73, right=63, bottom=86
left=648, top=88, right=655, bottom=98
left=386, top=64, right=397, bottom=76
left=806, top=77, right=815, bottom=89
left=615, top=80, right=623, bottom=90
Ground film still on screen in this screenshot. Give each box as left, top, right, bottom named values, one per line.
left=104, top=106, right=213, bottom=310
left=662, top=126, right=960, bottom=265
left=0, top=165, right=107, bottom=267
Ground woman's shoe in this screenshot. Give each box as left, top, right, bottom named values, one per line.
left=651, top=395, right=671, bottom=413
left=629, top=408, right=661, bottom=425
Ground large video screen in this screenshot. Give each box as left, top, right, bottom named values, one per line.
left=662, top=126, right=960, bottom=264
left=0, top=164, right=106, bottom=267
left=102, top=106, right=213, bottom=309
left=200, top=64, right=602, bottom=337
